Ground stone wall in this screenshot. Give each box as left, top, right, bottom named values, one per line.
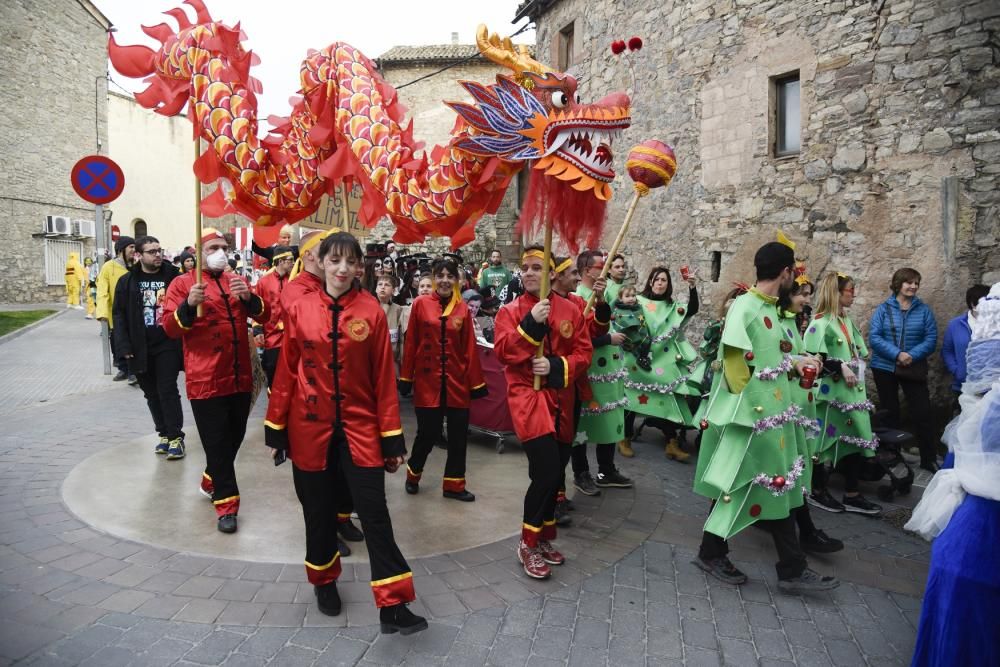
left=0, top=0, right=110, bottom=303
left=526, top=0, right=1000, bottom=402
left=374, top=58, right=523, bottom=265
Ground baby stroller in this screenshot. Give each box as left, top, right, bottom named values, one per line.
left=857, top=410, right=915, bottom=502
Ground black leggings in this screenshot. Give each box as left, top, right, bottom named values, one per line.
left=812, top=454, right=862, bottom=493
left=872, top=368, right=936, bottom=465
left=699, top=515, right=807, bottom=580
left=625, top=412, right=679, bottom=440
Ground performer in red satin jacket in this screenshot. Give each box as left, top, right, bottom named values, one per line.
left=253, top=245, right=294, bottom=387
left=494, top=246, right=592, bottom=581
left=399, top=257, right=487, bottom=501
left=162, top=228, right=269, bottom=534
left=280, top=229, right=366, bottom=553
left=264, top=232, right=426, bottom=635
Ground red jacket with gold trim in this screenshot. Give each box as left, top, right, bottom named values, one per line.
left=554, top=291, right=611, bottom=406
left=281, top=270, right=323, bottom=308
left=162, top=270, right=269, bottom=400
left=494, top=292, right=593, bottom=443
left=399, top=294, right=487, bottom=408
left=264, top=285, right=405, bottom=471
left=254, top=270, right=287, bottom=349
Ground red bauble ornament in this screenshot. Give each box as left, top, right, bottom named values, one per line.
left=611, top=40, right=626, bottom=55
left=763, top=316, right=773, bottom=329
left=699, top=419, right=709, bottom=431
left=772, top=476, right=786, bottom=489
left=626, top=140, right=677, bottom=191
left=677, top=307, right=685, bottom=315
left=745, top=351, right=754, bottom=361
left=628, top=36, right=643, bottom=51
left=749, top=504, right=762, bottom=517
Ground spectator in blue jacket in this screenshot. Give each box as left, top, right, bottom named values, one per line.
left=942, top=284, right=990, bottom=397
left=869, top=267, right=940, bottom=472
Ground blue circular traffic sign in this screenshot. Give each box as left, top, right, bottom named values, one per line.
left=71, top=155, right=125, bottom=205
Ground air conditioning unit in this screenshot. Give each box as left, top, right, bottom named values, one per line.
left=73, top=219, right=96, bottom=237
left=44, top=215, right=72, bottom=236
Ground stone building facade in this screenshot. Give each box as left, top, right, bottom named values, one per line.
left=0, top=0, right=110, bottom=303
left=372, top=44, right=530, bottom=265
left=517, top=0, right=999, bottom=403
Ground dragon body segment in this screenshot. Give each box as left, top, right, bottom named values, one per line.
left=109, top=0, right=631, bottom=248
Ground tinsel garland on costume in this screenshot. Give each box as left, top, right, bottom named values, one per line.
left=650, top=325, right=680, bottom=345
left=754, top=354, right=793, bottom=381
left=581, top=397, right=629, bottom=416
left=588, top=368, right=628, bottom=384
left=751, top=456, right=805, bottom=497
left=752, top=403, right=820, bottom=437
left=839, top=434, right=879, bottom=450
left=625, top=375, right=690, bottom=395
left=829, top=398, right=875, bottom=412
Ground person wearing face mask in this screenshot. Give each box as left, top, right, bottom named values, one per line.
left=264, top=232, right=425, bottom=634
left=253, top=246, right=295, bottom=388
left=162, top=228, right=269, bottom=534
left=494, top=246, right=593, bottom=580
left=398, top=258, right=487, bottom=501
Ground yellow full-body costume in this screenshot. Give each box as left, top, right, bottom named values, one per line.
left=64, top=252, right=86, bottom=308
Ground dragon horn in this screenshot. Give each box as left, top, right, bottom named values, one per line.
left=476, top=25, right=551, bottom=77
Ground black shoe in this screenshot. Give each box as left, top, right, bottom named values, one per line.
left=380, top=603, right=428, bottom=636
left=337, top=519, right=365, bottom=542
left=778, top=568, right=840, bottom=593
left=595, top=469, right=633, bottom=488
left=127, top=374, right=139, bottom=386
left=554, top=501, right=572, bottom=526
left=112, top=370, right=127, bottom=382
left=338, top=539, right=351, bottom=558
left=692, top=556, right=747, bottom=585
left=807, top=490, right=845, bottom=513
left=573, top=472, right=601, bottom=496
left=920, top=461, right=940, bottom=473
left=842, top=494, right=882, bottom=516
left=405, top=481, right=419, bottom=495
left=443, top=489, right=476, bottom=502
left=217, top=514, right=238, bottom=534
left=315, top=582, right=342, bottom=616
left=801, top=529, right=844, bottom=554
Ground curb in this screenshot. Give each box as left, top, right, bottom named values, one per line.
left=0, top=308, right=70, bottom=345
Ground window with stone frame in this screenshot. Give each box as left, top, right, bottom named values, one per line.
left=772, top=72, right=800, bottom=157
left=556, top=22, right=575, bottom=71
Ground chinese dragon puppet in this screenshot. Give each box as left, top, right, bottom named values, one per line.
left=109, top=0, right=631, bottom=249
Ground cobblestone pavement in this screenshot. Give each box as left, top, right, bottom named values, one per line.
left=0, top=315, right=925, bottom=665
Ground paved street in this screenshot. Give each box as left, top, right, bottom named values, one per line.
left=0, top=313, right=927, bottom=666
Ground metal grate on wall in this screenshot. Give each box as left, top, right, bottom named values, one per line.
left=44, top=239, right=83, bottom=286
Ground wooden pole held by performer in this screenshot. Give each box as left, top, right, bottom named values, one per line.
left=194, top=136, right=203, bottom=317
left=533, top=222, right=554, bottom=390
left=582, top=190, right=643, bottom=316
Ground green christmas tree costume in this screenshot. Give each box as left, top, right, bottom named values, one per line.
left=624, top=296, right=698, bottom=425
left=605, top=279, right=623, bottom=306
left=803, top=313, right=877, bottom=464
left=688, top=318, right=723, bottom=393
left=693, top=290, right=812, bottom=539
left=576, top=284, right=626, bottom=444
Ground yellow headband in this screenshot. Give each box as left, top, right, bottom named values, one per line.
left=272, top=251, right=293, bottom=262
left=776, top=230, right=796, bottom=251
left=521, top=249, right=554, bottom=268
left=795, top=274, right=812, bottom=286
left=290, top=228, right=341, bottom=281
left=554, top=257, right=573, bottom=274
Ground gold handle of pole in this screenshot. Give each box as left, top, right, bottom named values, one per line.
left=583, top=191, right=642, bottom=316
left=533, top=222, right=554, bottom=391
left=194, top=136, right=204, bottom=318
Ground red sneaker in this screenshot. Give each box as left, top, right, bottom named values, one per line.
left=517, top=540, right=551, bottom=579
left=537, top=540, right=565, bottom=566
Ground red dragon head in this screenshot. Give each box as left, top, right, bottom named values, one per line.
left=447, top=28, right=632, bottom=250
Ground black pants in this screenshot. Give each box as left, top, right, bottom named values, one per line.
left=793, top=504, right=817, bottom=540
left=872, top=368, right=936, bottom=465
left=190, top=392, right=251, bottom=516
left=109, top=332, right=129, bottom=374
left=571, top=442, right=616, bottom=476
left=293, top=434, right=412, bottom=605
left=523, top=435, right=569, bottom=531
left=408, top=406, right=470, bottom=485
left=261, top=347, right=280, bottom=389
left=624, top=412, right=678, bottom=440
left=698, top=515, right=807, bottom=580
left=135, top=348, right=184, bottom=440
left=812, top=454, right=861, bottom=493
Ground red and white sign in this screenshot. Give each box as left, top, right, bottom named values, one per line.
left=71, top=155, right=125, bottom=205
left=110, top=225, right=121, bottom=242
left=231, top=226, right=254, bottom=252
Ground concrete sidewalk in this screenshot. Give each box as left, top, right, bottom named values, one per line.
left=0, top=314, right=926, bottom=666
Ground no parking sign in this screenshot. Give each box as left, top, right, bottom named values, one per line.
left=71, top=155, right=124, bottom=205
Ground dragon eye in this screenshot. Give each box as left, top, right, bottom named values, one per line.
left=551, top=91, right=569, bottom=108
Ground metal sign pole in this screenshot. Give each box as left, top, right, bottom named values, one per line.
left=95, top=202, right=111, bottom=375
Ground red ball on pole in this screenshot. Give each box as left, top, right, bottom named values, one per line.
left=625, top=140, right=677, bottom=196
